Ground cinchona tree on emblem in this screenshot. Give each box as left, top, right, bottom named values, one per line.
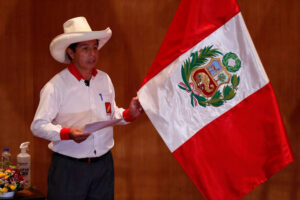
left=178, top=45, right=241, bottom=107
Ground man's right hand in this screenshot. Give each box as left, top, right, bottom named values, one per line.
left=69, top=128, right=91, bottom=143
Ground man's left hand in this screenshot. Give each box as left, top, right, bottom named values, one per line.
left=129, top=96, right=143, bottom=118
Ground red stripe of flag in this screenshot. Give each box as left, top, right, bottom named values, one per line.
left=173, top=83, right=293, bottom=199
left=141, top=0, right=240, bottom=87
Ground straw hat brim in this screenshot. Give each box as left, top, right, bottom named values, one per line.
left=50, top=28, right=112, bottom=63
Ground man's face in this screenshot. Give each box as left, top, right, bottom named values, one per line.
left=68, top=39, right=99, bottom=71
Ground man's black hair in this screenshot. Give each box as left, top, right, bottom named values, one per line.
left=66, top=43, right=78, bottom=61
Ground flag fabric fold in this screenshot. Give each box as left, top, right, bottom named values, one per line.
left=138, top=0, right=293, bottom=199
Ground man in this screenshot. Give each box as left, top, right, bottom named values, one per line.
left=31, top=16, right=143, bottom=200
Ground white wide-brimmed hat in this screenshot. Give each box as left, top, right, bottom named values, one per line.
left=50, top=16, right=112, bottom=63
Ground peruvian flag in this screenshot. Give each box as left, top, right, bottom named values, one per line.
left=138, top=0, right=293, bottom=199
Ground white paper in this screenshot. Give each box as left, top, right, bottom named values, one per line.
left=83, top=119, right=122, bottom=133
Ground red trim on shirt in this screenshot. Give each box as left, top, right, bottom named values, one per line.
left=60, top=128, right=71, bottom=140
left=123, top=109, right=136, bottom=122
left=92, top=68, right=98, bottom=76
left=68, top=63, right=98, bottom=81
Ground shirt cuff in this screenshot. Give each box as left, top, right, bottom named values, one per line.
left=123, top=109, right=136, bottom=122
left=60, top=128, right=70, bottom=140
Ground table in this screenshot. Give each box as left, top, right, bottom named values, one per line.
left=14, top=188, right=45, bottom=200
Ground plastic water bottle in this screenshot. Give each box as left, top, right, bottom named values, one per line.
left=17, top=142, right=31, bottom=188
left=1, top=148, right=11, bottom=169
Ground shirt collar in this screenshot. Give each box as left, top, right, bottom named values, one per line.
left=68, top=63, right=98, bottom=81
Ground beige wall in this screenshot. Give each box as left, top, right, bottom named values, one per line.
left=0, top=0, right=298, bottom=199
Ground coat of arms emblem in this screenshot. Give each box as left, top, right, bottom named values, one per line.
left=178, top=46, right=241, bottom=107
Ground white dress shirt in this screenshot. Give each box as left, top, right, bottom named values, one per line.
left=31, top=64, right=132, bottom=158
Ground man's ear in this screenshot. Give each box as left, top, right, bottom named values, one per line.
left=66, top=48, right=75, bottom=60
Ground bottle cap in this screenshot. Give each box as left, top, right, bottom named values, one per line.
left=3, top=147, right=9, bottom=151
left=20, top=142, right=30, bottom=153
